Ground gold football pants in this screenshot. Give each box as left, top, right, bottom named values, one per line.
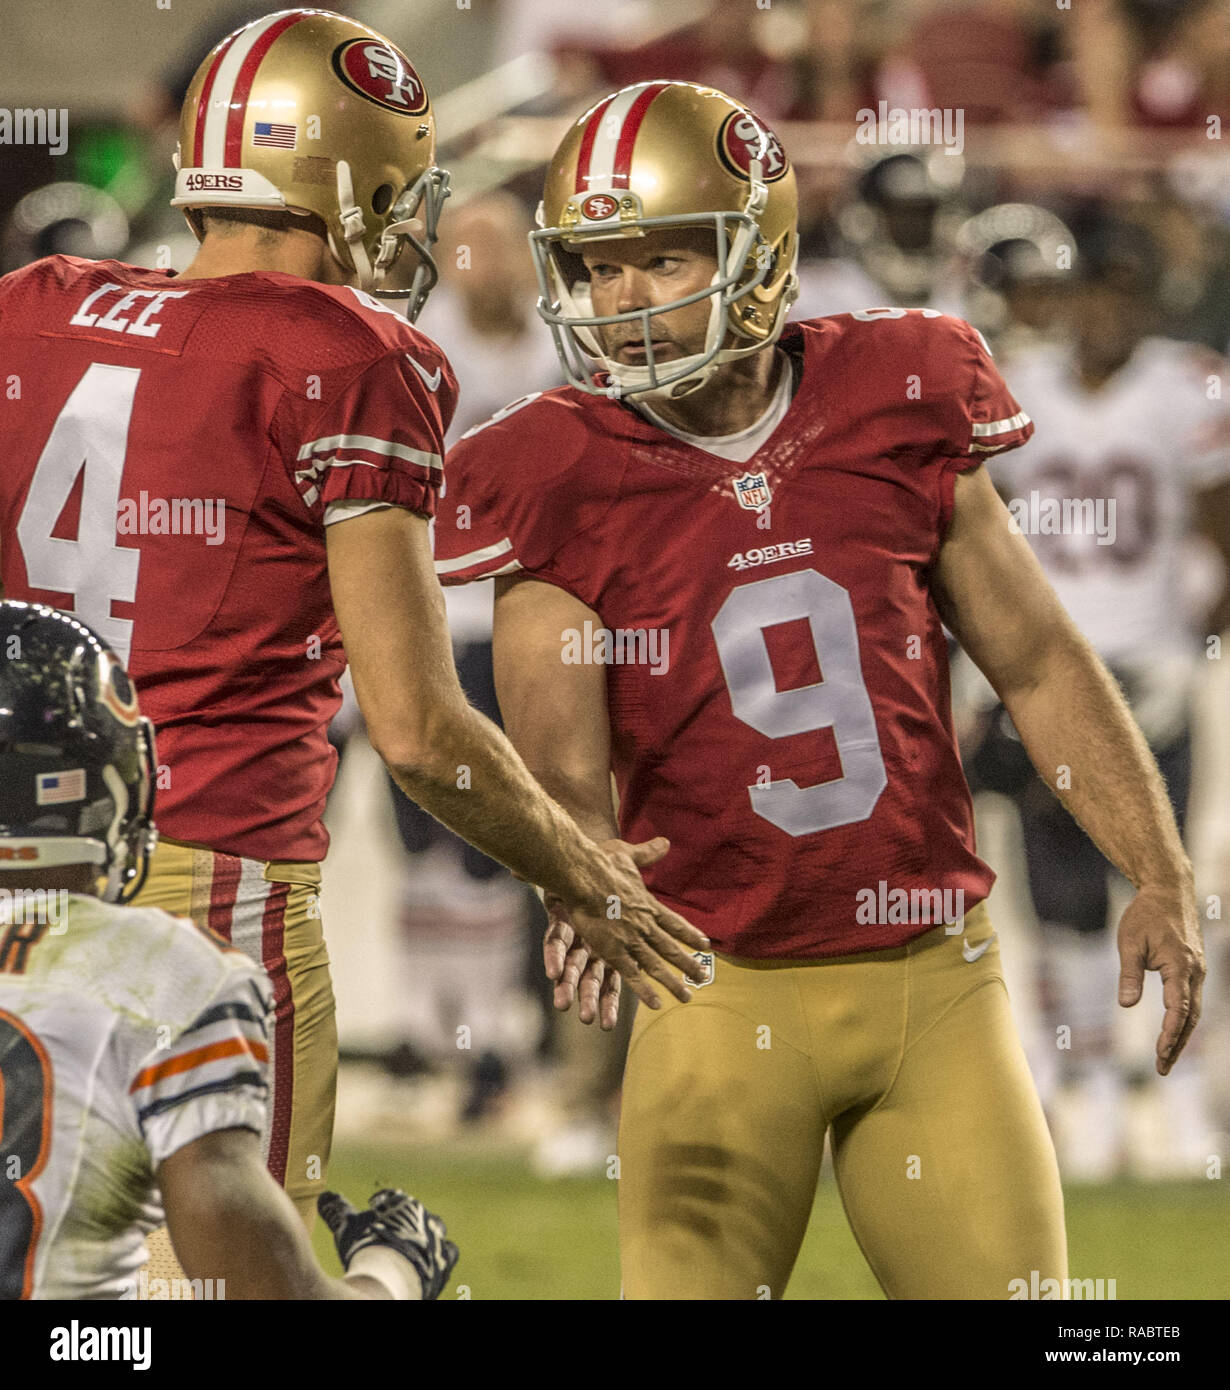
left=618, top=902, right=1066, bottom=1299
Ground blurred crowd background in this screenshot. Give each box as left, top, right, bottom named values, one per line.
left=5, top=0, right=1230, bottom=1184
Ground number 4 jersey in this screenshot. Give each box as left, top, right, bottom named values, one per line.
left=0, top=255, right=457, bottom=862
left=435, top=311, right=1034, bottom=958
left=0, top=895, right=271, bottom=1299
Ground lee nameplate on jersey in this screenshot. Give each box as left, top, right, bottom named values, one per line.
left=733, top=472, right=771, bottom=511
left=689, top=951, right=715, bottom=988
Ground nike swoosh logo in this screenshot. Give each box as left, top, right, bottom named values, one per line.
left=962, top=932, right=998, bottom=963
left=405, top=354, right=442, bottom=392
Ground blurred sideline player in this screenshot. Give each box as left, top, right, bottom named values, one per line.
left=0, top=9, right=708, bottom=1278
left=374, top=192, right=563, bottom=1118
left=951, top=201, right=1078, bottom=355
left=421, top=191, right=563, bottom=443
left=435, top=81, right=1205, bottom=1298
left=0, top=601, right=456, bottom=1300
left=793, top=142, right=969, bottom=320
left=966, top=210, right=1230, bottom=1177
left=419, top=192, right=627, bottom=1157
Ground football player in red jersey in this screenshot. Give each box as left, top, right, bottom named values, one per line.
left=434, top=81, right=1206, bottom=1299
left=0, top=13, right=708, bottom=1271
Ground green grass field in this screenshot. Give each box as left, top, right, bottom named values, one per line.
left=313, top=1140, right=1230, bottom=1299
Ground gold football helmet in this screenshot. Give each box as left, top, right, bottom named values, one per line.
left=172, top=8, right=449, bottom=319
left=531, top=81, right=798, bottom=399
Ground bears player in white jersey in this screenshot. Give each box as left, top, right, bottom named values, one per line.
left=972, top=211, right=1230, bottom=1177
left=0, top=601, right=456, bottom=1299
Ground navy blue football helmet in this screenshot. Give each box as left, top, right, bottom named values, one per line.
left=0, top=601, right=156, bottom=902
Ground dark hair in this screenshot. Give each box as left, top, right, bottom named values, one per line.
left=198, top=206, right=326, bottom=241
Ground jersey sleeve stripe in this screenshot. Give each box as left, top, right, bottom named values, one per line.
left=295, top=445, right=442, bottom=510
left=296, top=434, right=443, bottom=471
left=129, top=1036, right=268, bottom=1094
left=177, top=999, right=269, bottom=1041
left=136, top=1071, right=268, bottom=1124
left=971, top=411, right=1031, bottom=438
left=435, top=538, right=516, bottom=576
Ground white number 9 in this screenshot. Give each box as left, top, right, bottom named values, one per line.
left=710, top=569, right=887, bottom=836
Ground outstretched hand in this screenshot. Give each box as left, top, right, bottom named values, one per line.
left=1116, top=882, right=1205, bottom=1076
left=545, top=836, right=704, bottom=1024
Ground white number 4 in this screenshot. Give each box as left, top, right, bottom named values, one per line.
left=17, top=363, right=142, bottom=663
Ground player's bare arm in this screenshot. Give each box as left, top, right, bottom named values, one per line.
left=327, top=506, right=708, bottom=1009
left=933, top=463, right=1204, bottom=1074
left=159, top=1129, right=448, bottom=1300
left=494, top=571, right=648, bottom=1029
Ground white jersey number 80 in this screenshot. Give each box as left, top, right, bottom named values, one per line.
left=710, top=569, right=887, bottom=836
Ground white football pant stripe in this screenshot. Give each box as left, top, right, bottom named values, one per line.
left=227, top=858, right=275, bottom=1169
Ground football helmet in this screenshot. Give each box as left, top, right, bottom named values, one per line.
left=0, top=602, right=157, bottom=904
left=172, top=8, right=449, bottom=319
left=957, top=203, right=1076, bottom=293
left=955, top=203, right=1076, bottom=337
left=838, top=142, right=968, bottom=305
left=531, top=81, right=798, bottom=399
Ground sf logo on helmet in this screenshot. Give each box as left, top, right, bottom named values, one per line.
left=717, top=112, right=788, bottom=183
left=581, top=193, right=618, bottom=221
left=362, top=43, right=420, bottom=107
left=332, top=39, right=429, bottom=115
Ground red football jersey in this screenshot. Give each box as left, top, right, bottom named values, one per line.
left=0, top=255, right=456, bottom=862
left=436, top=311, right=1033, bottom=958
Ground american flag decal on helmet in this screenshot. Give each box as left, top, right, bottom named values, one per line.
left=36, top=770, right=86, bottom=806
left=252, top=121, right=297, bottom=149
left=191, top=10, right=309, bottom=168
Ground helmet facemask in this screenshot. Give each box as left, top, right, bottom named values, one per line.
left=0, top=605, right=158, bottom=907
left=104, top=715, right=158, bottom=905
left=532, top=171, right=796, bottom=400
left=333, top=159, right=451, bottom=321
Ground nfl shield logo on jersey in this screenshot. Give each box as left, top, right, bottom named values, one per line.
left=733, top=471, right=771, bottom=511
left=689, top=951, right=715, bottom=988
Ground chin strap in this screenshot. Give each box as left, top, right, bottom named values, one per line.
left=335, top=160, right=376, bottom=290
left=333, top=162, right=441, bottom=313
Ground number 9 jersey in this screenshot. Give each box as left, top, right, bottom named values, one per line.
left=435, top=310, right=1034, bottom=958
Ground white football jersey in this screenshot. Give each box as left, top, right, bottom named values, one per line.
left=993, top=337, right=1230, bottom=665
left=0, top=894, right=271, bottom=1299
